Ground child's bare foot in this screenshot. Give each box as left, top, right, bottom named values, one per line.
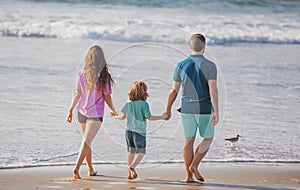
left=183, top=176, right=194, bottom=183
left=88, top=170, right=97, bottom=176
left=127, top=168, right=132, bottom=179
left=189, top=166, right=204, bottom=182
left=129, top=167, right=137, bottom=179
left=73, top=169, right=81, bottom=179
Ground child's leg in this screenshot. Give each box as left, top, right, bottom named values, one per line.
left=127, top=153, right=135, bottom=179
left=128, top=153, right=144, bottom=179
left=130, top=153, right=144, bottom=169
left=126, top=131, right=136, bottom=179
left=128, top=153, right=135, bottom=165
left=128, top=132, right=146, bottom=179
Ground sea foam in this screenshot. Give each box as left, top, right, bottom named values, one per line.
left=0, top=1, right=299, bottom=44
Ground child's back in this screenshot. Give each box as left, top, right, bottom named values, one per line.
left=121, top=100, right=151, bottom=136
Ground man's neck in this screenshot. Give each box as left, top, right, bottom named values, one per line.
left=191, top=49, right=204, bottom=55
left=191, top=52, right=204, bottom=55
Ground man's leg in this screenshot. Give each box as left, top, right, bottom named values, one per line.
left=189, top=138, right=213, bottom=181
left=183, top=137, right=195, bottom=183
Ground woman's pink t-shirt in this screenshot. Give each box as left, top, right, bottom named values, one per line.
left=76, top=70, right=112, bottom=118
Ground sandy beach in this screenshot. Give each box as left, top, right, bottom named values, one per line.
left=0, top=163, right=299, bottom=190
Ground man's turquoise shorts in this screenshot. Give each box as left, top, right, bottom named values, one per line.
left=181, top=113, right=214, bottom=138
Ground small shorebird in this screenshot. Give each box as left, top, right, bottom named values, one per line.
left=225, top=135, right=241, bottom=147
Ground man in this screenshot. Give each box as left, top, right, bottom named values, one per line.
left=166, top=34, right=219, bottom=183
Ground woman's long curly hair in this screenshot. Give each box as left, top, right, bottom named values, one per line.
left=84, top=45, right=114, bottom=92
left=128, top=81, right=149, bottom=101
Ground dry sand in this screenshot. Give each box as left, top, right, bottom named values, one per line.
left=0, top=163, right=299, bottom=190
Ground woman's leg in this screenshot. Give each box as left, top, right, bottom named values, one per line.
left=80, top=123, right=96, bottom=176
left=73, top=120, right=102, bottom=179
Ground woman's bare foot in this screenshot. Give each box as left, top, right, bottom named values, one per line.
left=88, top=170, right=97, bottom=176
left=129, top=167, right=137, bottom=179
left=189, top=166, right=204, bottom=182
left=183, top=176, right=194, bottom=183
left=73, top=169, right=81, bottom=179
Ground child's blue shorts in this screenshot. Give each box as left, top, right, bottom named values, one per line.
left=125, top=130, right=146, bottom=153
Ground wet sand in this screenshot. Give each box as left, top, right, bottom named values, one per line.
left=0, top=163, right=299, bottom=190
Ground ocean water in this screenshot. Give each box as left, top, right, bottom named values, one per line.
left=0, top=0, right=299, bottom=169
left=1, top=0, right=300, bottom=44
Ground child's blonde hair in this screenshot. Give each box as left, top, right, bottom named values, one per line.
left=128, top=81, right=149, bottom=101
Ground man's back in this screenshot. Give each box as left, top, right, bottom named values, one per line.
left=173, top=54, right=217, bottom=114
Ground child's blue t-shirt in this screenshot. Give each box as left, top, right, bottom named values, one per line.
left=121, top=100, right=151, bottom=136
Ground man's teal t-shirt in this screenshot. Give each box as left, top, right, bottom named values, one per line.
left=121, top=100, right=151, bottom=136
left=173, top=54, right=217, bottom=114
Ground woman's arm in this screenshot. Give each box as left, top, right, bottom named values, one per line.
left=66, top=89, right=81, bottom=123
left=104, top=94, right=118, bottom=116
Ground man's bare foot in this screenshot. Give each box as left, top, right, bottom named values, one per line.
left=189, top=166, right=204, bottom=182
left=183, top=176, right=194, bottom=183
left=88, top=170, right=97, bottom=176
left=129, top=167, right=137, bottom=179
left=73, top=169, right=81, bottom=179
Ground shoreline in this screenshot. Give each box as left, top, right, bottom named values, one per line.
left=1, top=160, right=300, bottom=170
left=0, top=163, right=299, bottom=190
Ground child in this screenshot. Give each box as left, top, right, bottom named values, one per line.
left=66, top=45, right=117, bottom=179
left=113, top=81, right=168, bottom=179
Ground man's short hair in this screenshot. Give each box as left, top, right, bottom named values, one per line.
left=190, top=34, right=206, bottom=52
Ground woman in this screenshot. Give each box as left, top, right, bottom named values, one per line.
left=66, top=45, right=117, bottom=179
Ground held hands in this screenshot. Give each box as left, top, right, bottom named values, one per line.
left=164, top=111, right=171, bottom=120
left=110, top=112, right=118, bottom=119
left=110, top=112, right=117, bottom=117
left=111, top=112, right=124, bottom=120
left=162, top=112, right=171, bottom=120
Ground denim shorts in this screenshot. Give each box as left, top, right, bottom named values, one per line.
left=181, top=113, right=214, bottom=138
left=78, top=111, right=103, bottom=124
left=125, top=130, right=146, bottom=154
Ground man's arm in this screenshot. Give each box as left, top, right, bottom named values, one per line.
left=208, top=80, right=219, bottom=126
left=166, top=82, right=181, bottom=119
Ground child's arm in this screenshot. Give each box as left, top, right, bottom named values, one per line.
left=148, top=112, right=168, bottom=121
left=66, top=89, right=81, bottom=123
left=114, top=113, right=126, bottom=120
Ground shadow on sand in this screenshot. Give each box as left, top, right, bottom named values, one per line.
left=83, top=174, right=296, bottom=190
